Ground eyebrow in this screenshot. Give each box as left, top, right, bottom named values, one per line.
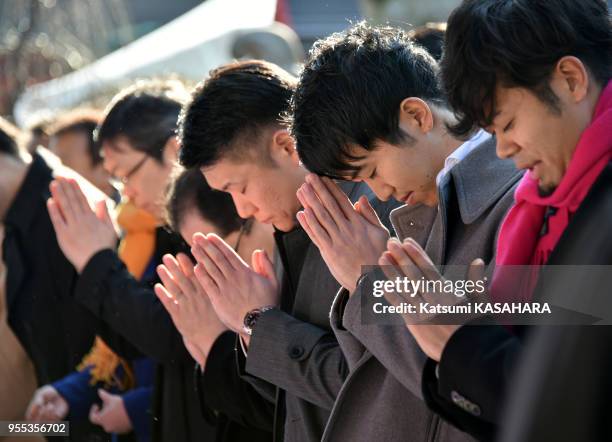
left=220, top=181, right=236, bottom=192
left=483, top=109, right=502, bottom=132
left=347, top=168, right=362, bottom=180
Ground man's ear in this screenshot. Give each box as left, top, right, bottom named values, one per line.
left=270, top=128, right=299, bottom=165
left=398, top=97, right=434, bottom=135
left=162, top=136, right=180, bottom=164
left=552, top=56, right=590, bottom=103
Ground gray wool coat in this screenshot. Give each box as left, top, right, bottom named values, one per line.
left=323, top=137, right=524, bottom=442
left=239, top=181, right=402, bottom=442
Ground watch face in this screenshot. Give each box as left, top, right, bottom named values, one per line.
left=244, top=309, right=261, bottom=329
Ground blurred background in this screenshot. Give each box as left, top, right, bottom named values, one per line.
left=0, top=0, right=465, bottom=134
left=3, top=0, right=612, bottom=132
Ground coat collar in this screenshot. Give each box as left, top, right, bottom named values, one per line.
left=447, top=136, right=522, bottom=224
left=390, top=137, right=522, bottom=244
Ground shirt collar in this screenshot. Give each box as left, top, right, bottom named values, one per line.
left=436, top=130, right=492, bottom=186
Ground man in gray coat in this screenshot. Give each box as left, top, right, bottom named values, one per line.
left=290, top=23, right=523, bottom=441
left=177, top=59, right=401, bottom=441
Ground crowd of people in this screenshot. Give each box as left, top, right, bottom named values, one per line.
left=0, top=1, right=611, bottom=441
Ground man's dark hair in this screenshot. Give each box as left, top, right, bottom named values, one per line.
left=0, top=117, right=21, bottom=157
left=290, top=22, right=444, bottom=179
left=165, top=167, right=244, bottom=237
left=49, top=109, right=103, bottom=165
left=97, top=79, right=188, bottom=162
left=178, top=60, right=296, bottom=169
left=409, top=22, right=446, bottom=62
left=442, top=0, right=612, bottom=137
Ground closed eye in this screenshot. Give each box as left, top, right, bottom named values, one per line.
left=369, top=168, right=377, bottom=179
left=503, top=119, right=514, bottom=133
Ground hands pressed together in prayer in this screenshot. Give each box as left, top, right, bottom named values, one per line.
left=154, top=252, right=228, bottom=366
left=47, top=177, right=117, bottom=273
left=46, top=172, right=484, bottom=365
left=155, top=232, right=279, bottom=363
left=380, top=237, right=487, bottom=361
left=294, top=173, right=488, bottom=362
left=296, top=174, right=390, bottom=293
left=189, top=233, right=279, bottom=343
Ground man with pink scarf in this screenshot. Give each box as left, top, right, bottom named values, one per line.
left=380, top=0, right=612, bottom=440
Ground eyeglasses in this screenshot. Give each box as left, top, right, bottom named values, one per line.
left=110, top=155, right=149, bottom=188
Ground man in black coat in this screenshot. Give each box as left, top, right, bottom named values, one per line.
left=0, top=118, right=105, bottom=441
left=46, top=81, right=273, bottom=442
left=0, top=120, right=98, bottom=387
left=377, top=0, right=612, bottom=440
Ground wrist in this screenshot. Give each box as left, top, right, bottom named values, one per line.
left=240, top=333, right=251, bottom=348
left=193, top=328, right=224, bottom=359
left=75, top=247, right=112, bottom=274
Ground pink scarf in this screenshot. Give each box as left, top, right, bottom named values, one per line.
left=491, top=81, right=612, bottom=303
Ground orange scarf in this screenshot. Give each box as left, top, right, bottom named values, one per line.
left=78, top=202, right=158, bottom=389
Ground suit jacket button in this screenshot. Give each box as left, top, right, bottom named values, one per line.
left=289, top=346, right=304, bottom=359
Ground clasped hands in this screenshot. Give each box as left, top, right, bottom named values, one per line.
left=47, top=177, right=118, bottom=273
left=155, top=233, right=279, bottom=364
left=296, top=173, right=487, bottom=362
left=47, top=177, right=278, bottom=364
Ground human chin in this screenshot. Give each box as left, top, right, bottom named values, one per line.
left=535, top=164, right=563, bottom=197
left=535, top=173, right=557, bottom=197
left=145, top=202, right=164, bottom=221
left=273, top=214, right=297, bottom=232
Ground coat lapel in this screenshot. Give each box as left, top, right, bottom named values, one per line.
left=449, top=137, right=522, bottom=224
left=390, top=138, right=522, bottom=266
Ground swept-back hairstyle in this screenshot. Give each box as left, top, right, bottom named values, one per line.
left=178, top=60, right=296, bottom=169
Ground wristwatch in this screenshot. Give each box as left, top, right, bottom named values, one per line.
left=242, top=305, right=276, bottom=336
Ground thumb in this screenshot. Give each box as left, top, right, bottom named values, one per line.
left=467, top=258, right=488, bottom=301
left=97, top=389, right=113, bottom=406
left=252, top=250, right=276, bottom=281
left=467, top=258, right=485, bottom=281
left=355, top=196, right=383, bottom=227
left=95, top=200, right=114, bottom=227
left=89, top=403, right=102, bottom=425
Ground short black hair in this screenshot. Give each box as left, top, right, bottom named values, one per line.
left=97, top=79, right=189, bottom=162
left=290, top=22, right=444, bottom=179
left=165, top=167, right=244, bottom=237
left=0, top=117, right=21, bottom=157
left=442, top=0, right=612, bottom=137
left=409, top=23, right=446, bottom=62
left=178, top=60, right=296, bottom=169
left=49, top=109, right=103, bottom=165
